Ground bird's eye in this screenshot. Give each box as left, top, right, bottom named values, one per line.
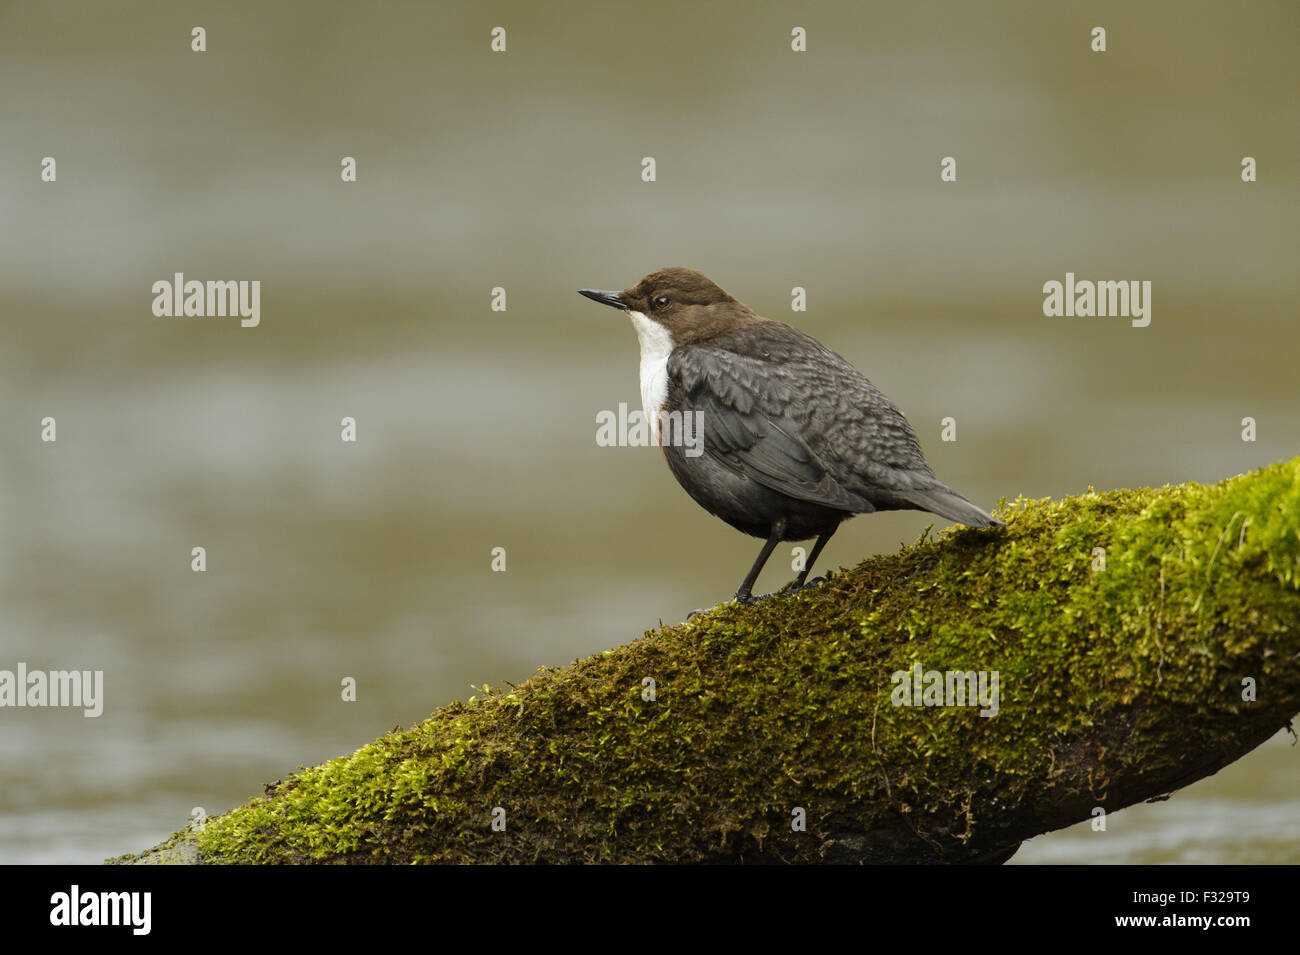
left=652, top=295, right=670, bottom=310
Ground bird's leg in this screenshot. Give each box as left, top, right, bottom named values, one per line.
left=793, top=527, right=837, bottom=590
left=733, top=517, right=787, bottom=604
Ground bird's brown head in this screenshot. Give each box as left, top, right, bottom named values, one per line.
left=579, top=267, right=755, bottom=346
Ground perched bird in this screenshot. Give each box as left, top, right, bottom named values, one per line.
left=580, top=267, right=1002, bottom=603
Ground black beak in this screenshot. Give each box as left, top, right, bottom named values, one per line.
left=578, top=288, right=626, bottom=310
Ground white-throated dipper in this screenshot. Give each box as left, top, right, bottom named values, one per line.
left=580, top=267, right=1002, bottom=603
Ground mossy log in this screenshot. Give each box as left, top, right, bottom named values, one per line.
left=120, top=457, right=1300, bottom=864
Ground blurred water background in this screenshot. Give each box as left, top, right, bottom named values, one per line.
left=0, top=0, right=1296, bottom=863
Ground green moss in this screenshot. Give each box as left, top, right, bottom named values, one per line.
left=106, top=827, right=196, bottom=865
left=169, top=457, right=1299, bottom=863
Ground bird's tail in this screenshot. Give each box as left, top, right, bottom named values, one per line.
left=897, top=486, right=1004, bottom=528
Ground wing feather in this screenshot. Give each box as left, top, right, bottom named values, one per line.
left=668, top=345, right=874, bottom=512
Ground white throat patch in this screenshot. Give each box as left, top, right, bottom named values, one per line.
left=627, top=310, right=673, bottom=445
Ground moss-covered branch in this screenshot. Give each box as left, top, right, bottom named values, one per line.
left=119, top=457, right=1300, bottom=864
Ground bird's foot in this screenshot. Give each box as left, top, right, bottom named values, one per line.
left=790, top=575, right=828, bottom=592
left=688, top=590, right=775, bottom=619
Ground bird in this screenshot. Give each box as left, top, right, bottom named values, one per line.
left=579, top=267, right=1002, bottom=603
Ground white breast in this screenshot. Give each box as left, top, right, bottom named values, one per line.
left=627, top=310, right=673, bottom=446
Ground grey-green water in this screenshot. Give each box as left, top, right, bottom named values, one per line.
left=1, top=0, right=1296, bottom=863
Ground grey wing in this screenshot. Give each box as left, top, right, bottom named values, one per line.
left=725, top=328, right=1002, bottom=527
left=667, top=346, right=875, bottom=513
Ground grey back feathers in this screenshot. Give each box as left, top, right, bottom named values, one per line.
left=668, top=319, right=1002, bottom=527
